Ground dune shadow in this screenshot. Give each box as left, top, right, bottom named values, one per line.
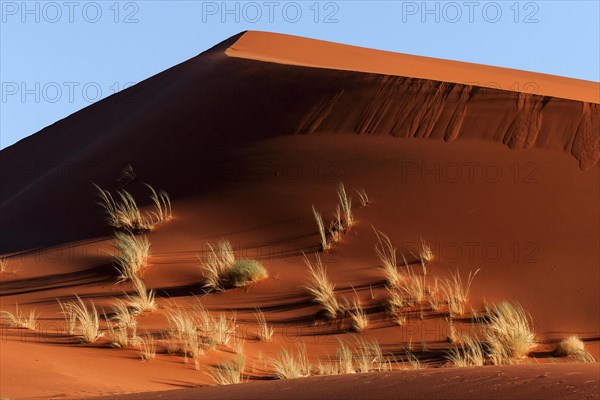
left=0, top=262, right=116, bottom=297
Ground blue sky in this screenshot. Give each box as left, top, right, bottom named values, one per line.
left=1, top=0, right=599, bottom=149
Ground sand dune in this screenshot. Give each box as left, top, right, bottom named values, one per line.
left=101, top=364, right=600, bottom=400
left=0, top=31, right=598, bottom=399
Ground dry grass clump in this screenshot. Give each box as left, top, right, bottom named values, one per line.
left=428, top=277, right=444, bottom=311
left=483, top=301, right=535, bottom=364
left=373, top=228, right=402, bottom=287
left=397, top=265, right=426, bottom=306
left=229, top=259, right=268, bottom=287
left=139, top=333, right=157, bottom=361
left=167, top=307, right=203, bottom=369
left=304, top=253, right=340, bottom=319
left=312, top=206, right=331, bottom=252
left=58, top=300, right=78, bottom=334
left=199, top=240, right=267, bottom=291
left=442, top=269, right=480, bottom=316
left=1, top=304, right=38, bottom=330
left=94, top=183, right=172, bottom=232
left=105, top=299, right=138, bottom=347
left=0, top=258, right=9, bottom=274
left=271, top=344, right=311, bottom=379
left=118, top=164, right=136, bottom=185
left=403, top=350, right=422, bottom=369
left=354, top=187, right=370, bottom=207
left=354, top=338, right=389, bottom=373
left=105, top=317, right=130, bottom=348
left=113, top=232, right=151, bottom=282
left=556, top=335, right=595, bottom=362
left=316, top=339, right=390, bottom=376
left=146, top=184, right=172, bottom=223
left=207, top=356, right=245, bottom=385
left=211, top=313, right=237, bottom=346
left=336, top=182, right=354, bottom=227
left=571, top=351, right=596, bottom=363
left=419, top=238, right=434, bottom=264
left=232, top=337, right=245, bottom=354
left=255, top=308, right=274, bottom=342
left=348, top=297, right=369, bottom=332
left=556, top=336, right=585, bottom=356
left=446, top=334, right=486, bottom=367
left=127, top=277, right=157, bottom=315
left=110, top=299, right=138, bottom=331
left=315, top=358, right=340, bottom=376
left=60, top=295, right=103, bottom=343
left=336, top=340, right=355, bottom=374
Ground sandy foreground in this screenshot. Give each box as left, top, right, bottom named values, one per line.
left=1, top=31, right=598, bottom=399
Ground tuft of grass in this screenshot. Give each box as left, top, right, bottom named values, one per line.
left=1, top=304, right=38, bottom=330
left=393, top=313, right=407, bottom=326
left=207, top=356, right=245, bottom=385
left=316, top=357, right=340, bottom=376
left=94, top=184, right=150, bottom=232
left=337, top=182, right=354, bottom=227
left=304, top=253, right=340, bottom=319
left=200, top=240, right=266, bottom=291
left=0, top=258, right=8, bottom=274
left=271, top=344, right=311, bottom=379
left=397, top=264, right=426, bottom=305
left=212, top=313, right=237, bottom=346
left=200, top=240, right=233, bottom=291
left=110, top=299, right=138, bottom=331
left=572, top=351, right=596, bottom=363
left=229, top=259, right=268, bottom=287
left=105, top=315, right=130, bottom=348
left=127, top=276, right=157, bottom=315
left=442, top=269, right=480, bottom=316
left=446, top=335, right=486, bottom=367
left=336, top=340, right=355, bottom=374
left=403, top=350, right=422, bottom=369
left=428, top=277, right=444, bottom=311
left=94, top=183, right=172, bottom=232
left=167, top=307, right=203, bottom=369
left=373, top=228, right=402, bottom=287
left=419, top=238, right=434, bottom=264
left=387, top=287, right=408, bottom=314
left=118, top=164, right=136, bottom=185
left=354, top=338, right=388, bottom=373
left=446, top=317, right=458, bottom=344
left=146, top=184, right=172, bottom=224
left=139, top=333, right=157, bottom=361
left=62, top=295, right=103, bottom=343
left=255, top=308, right=274, bottom=342
left=555, top=335, right=595, bottom=362
left=556, top=336, right=585, bottom=356
left=232, top=337, right=245, bottom=355
left=58, top=300, right=77, bottom=334
left=348, top=297, right=369, bottom=332
left=483, top=301, right=536, bottom=364
left=312, top=205, right=331, bottom=252
left=113, top=232, right=151, bottom=282
left=354, top=187, right=370, bottom=207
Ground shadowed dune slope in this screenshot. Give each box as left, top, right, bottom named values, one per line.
left=0, top=31, right=598, bottom=254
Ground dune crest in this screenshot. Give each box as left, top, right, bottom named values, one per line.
left=226, top=31, right=600, bottom=104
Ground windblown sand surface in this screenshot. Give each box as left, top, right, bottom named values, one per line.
left=1, top=31, right=598, bottom=399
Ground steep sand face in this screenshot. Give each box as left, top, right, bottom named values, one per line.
left=0, top=31, right=598, bottom=399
